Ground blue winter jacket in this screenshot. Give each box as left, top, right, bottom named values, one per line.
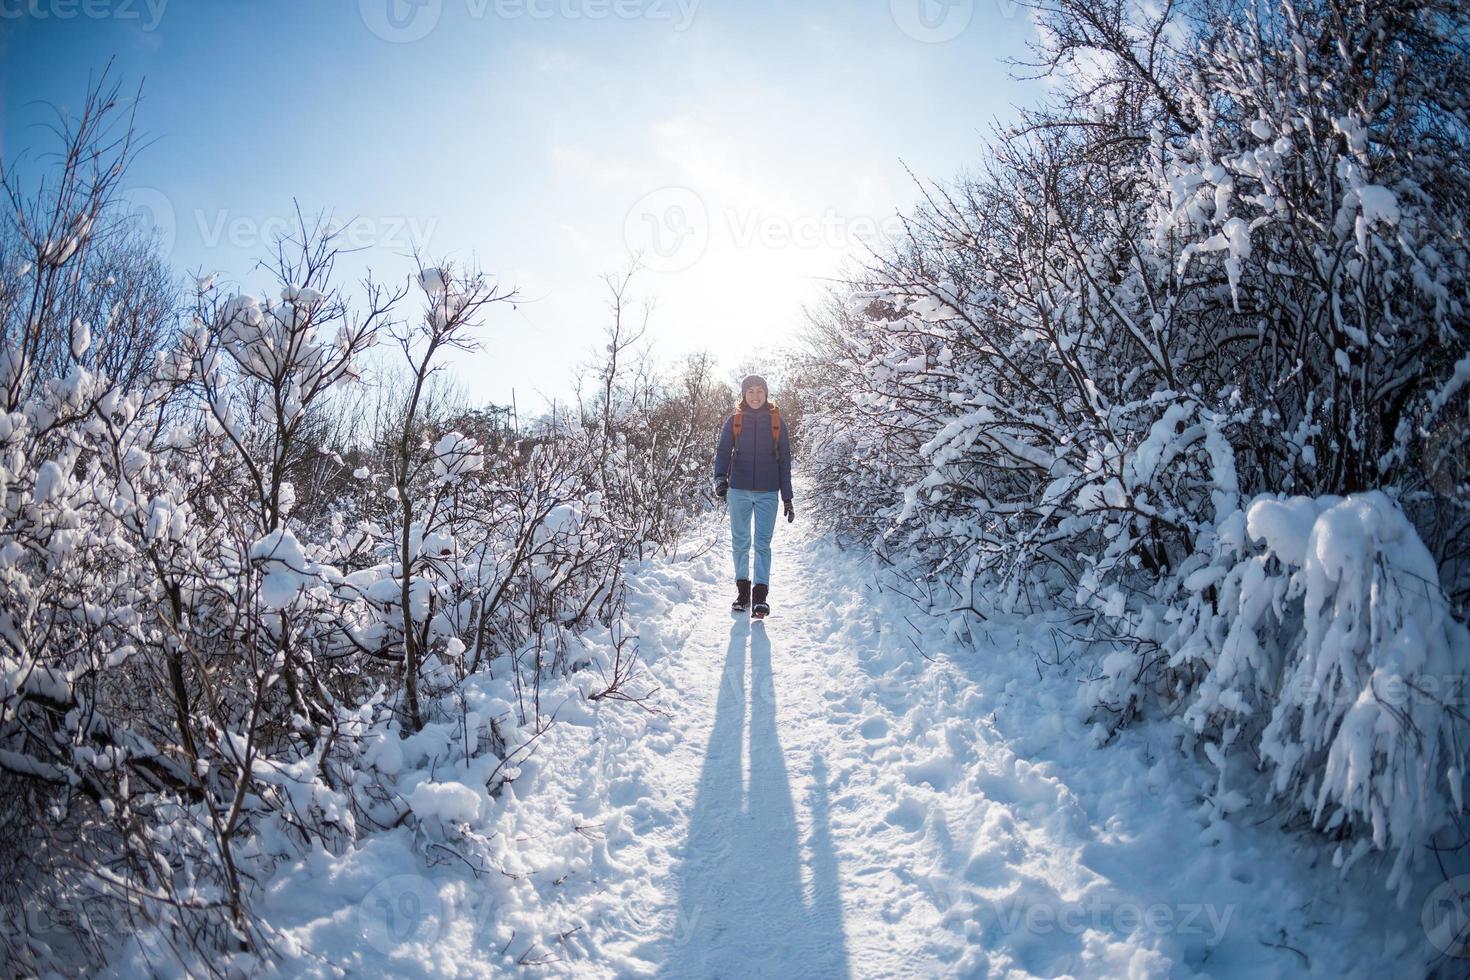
left=714, top=404, right=793, bottom=502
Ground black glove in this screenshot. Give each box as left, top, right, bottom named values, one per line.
left=784, top=499, right=795, bottom=523
left=714, top=476, right=728, bottom=499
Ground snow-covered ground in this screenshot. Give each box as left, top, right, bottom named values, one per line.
left=205, top=505, right=1435, bottom=978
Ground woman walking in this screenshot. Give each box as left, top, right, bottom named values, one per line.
left=712, top=375, right=795, bottom=619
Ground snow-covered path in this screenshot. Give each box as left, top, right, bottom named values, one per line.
left=546, top=514, right=1413, bottom=978
left=619, top=526, right=871, bottom=978
left=254, top=509, right=1422, bottom=978
left=586, top=521, right=1189, bottom=977
left=648, top=586, right=851, bottom=977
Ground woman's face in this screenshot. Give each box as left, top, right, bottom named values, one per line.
left=744, top=386, right=767, bottom=409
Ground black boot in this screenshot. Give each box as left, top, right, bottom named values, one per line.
left=731, top=578, right=751, bottom=612
left=752, top=583, right=770, bottom=619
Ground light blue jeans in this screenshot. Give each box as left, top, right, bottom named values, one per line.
left=728, top=489, right=779, bottom=585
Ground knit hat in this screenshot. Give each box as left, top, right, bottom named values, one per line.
left=740, top=374, right=769, bottom=395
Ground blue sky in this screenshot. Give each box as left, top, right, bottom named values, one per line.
left=1, top=0, right=1037, bottom=410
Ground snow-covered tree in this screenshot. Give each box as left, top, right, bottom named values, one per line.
left=802, top=0, right=1470, bottom=900
left=0, top=79, right=717, bottom=974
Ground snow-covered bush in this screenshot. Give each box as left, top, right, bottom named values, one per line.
left=0, top=81, right=711, bottom=974
left=1161, top=493, right=1470, bottom=902
left=801, top=0, right=1470, bottom=896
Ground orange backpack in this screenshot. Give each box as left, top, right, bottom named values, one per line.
left=731, top=402, right=781, bottom=451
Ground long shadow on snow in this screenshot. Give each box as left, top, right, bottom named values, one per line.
left=661, top=620, right=851, bottom=979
